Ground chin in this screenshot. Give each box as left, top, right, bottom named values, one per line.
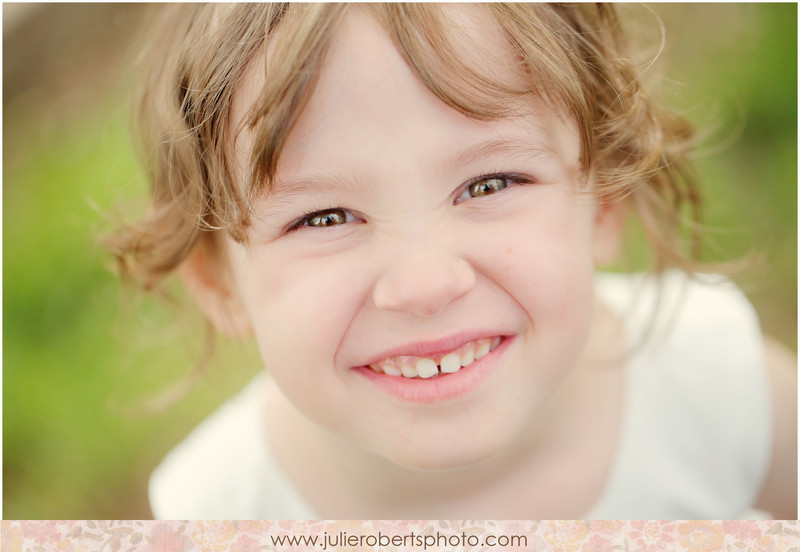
left=377, top=431, right=512, bottom=473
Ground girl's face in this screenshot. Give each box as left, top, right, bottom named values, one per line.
left=215, top=8, right=620, bottom=470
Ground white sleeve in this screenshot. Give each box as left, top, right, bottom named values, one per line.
left=148, top=374, right=271, bottom=519
left=148, top=372, right=318, bottom=520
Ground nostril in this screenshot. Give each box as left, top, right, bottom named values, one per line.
left=371, top=256, right=475, bottom=317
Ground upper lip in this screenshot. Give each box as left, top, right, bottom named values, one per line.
left=357, top=330, right=508, bottom=367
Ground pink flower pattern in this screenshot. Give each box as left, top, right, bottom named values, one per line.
left=627, top=520, right=677, bottom=552
left=148, top=522, right=192, bottom=552
left=677, top=521, right=726, bottom=552
left=0, top=520, right=795, bottom=552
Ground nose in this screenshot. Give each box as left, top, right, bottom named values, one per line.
left=371, top=239, right=476, bottom=318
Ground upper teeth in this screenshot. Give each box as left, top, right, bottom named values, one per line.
left=369, top=337, right=501, bottom=379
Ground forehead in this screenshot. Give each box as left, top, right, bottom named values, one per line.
left=229, top=5, right=581, bottom=191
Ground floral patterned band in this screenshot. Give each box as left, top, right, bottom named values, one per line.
left=2, top=520, right=798, bottom=552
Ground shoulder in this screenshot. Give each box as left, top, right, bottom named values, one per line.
left=596, top=271, right=764, bottom=372
left=596, top=270, right=760, bottom=341
left=149, top=373, right=271, bottom=519
left=602, top=271, right=769, bottom=433
left=595, top=271, right=774, bottom=518
left=755, top=336, right=798, bottom=518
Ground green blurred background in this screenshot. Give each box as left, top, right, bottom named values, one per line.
left=3, top=4, right=796, bottom=519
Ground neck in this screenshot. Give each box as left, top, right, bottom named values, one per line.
left=263, top=299, right=625, bottom=518
left=264, top=369, right=594, bottom=518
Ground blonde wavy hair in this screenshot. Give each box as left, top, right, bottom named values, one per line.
left=107, top=3, right=699, bottom=293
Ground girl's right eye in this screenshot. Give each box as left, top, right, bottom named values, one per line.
left=288, top=208, right=358, bottom=232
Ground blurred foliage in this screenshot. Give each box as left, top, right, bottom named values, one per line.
left=3, top=4, right=796, bottom=519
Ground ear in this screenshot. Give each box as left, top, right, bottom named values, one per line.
left=593, top=200, right=625, bottom=267
left=178, top=236, right=253, bottom=338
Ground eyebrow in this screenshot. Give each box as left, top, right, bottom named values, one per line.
left=266, top=172, right=370, bottom=203
left=265, top=138, right=555, bottom=202
left=442, top=138, right=555, bottom=171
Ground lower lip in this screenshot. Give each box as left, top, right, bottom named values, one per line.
left=354, top=336, right=514, bottom=402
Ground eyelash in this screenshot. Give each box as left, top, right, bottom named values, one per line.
left=286, top=171, right=534, bottom=233
left=286, top=206, right=360, bottom=233
left=456, top=172, right=534, bottom=203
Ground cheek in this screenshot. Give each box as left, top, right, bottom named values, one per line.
left=233, top=252, right=370, bottom=429
left=485, top=211, right=598, bottom=400
left=236, top=248, right=368, bottom=374
left=504, top=243, right=595, bottom=364
left=485, top=198, right=597, bottom=320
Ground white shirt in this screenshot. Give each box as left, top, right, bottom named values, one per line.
left=149, top=271, right=772, bottom=519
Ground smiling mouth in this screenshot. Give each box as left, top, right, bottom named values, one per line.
left=368, top=337, right=503, bottom=379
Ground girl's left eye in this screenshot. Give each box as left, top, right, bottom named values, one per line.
left=456, top=173, right=531, bottom=203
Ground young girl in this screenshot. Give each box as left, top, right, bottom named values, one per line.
left=108, top=4, right=796, bottom=519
